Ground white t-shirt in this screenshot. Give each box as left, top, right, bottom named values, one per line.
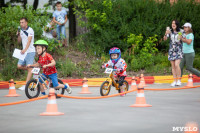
left=20, top=27, right=35, bottom=53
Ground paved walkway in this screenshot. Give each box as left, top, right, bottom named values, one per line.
left=0, top=83, right=200, bottom=133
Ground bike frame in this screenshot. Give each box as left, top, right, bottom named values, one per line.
left=106, top=70, right=120, bottom=90
left=33, top=72, right=51, bottom=90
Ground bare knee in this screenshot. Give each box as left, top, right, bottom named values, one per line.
left=175, top=64, right=180, bottom=70
left=17, top=64, right=22, bottom=69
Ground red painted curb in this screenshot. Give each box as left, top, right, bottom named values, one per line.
left=191, top=75, right=200, bottom=83
left=0, top=82, right=9, bottom=89
left=62, top=79, right=83, bottom=86
left=0, top=75, right=199, bottom=89
left=126, top=76, right=154, bottom=85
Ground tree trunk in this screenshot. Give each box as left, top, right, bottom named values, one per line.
left=68, top=0, right=76, bottom=42
left=0, top=0, right=7, bottom=8
left=33, top=0, right=39, bottom=10
left=23, top=0, right=27, bottom=9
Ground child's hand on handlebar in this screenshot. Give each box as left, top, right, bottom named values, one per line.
left=101, top=65, right=105, bottom=69
left=27, top=64, right=32, bottom=68
left=117, top=68, right=123, bottom=73
left=43, top=65, right=47, bottom=69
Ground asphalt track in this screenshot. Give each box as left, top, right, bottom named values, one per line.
left=0, top=83, right=200, bottom=133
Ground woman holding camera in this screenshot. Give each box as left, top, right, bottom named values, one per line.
left=163, top=20, right=184, bottom=87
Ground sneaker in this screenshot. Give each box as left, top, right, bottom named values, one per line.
left=176, top=80, right=182, bottom=86
left=65, top=83, right=72, bottom=94
left=120, top=88, right=125, bottom=97
left=18, top=85, right=25, bottom=91
left=171, top=81, right=176, bottom=87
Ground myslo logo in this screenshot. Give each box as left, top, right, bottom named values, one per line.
left=172, top=126, right=198, bottom=132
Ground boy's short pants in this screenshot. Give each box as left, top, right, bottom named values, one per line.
left=39, top=73, right=59, bottom=87
left=18, top=52, right=35, bottom=66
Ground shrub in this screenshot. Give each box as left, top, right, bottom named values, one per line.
left=56, top=59, right=76, bottom=77
left=73, top=0, right=200, bottom=55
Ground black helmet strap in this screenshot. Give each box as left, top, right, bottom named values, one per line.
left=38, top=46, right=47, bottom=57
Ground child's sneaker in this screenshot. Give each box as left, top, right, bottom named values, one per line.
left=176, top=80, right=181, bottom=86
left=171, top=81, right=176, bottom=87
left=120, top=88, right=125, bottom=97
left=65, top=83, right=72, bottom=94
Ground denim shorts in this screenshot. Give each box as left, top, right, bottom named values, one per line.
left=18, top=52, right=35, bottom=66
left=39, top=73, right=59, bottom=87
left=56, top=25, right=66, bottom=40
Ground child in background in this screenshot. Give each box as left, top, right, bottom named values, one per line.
left=53, top=1, right=68, bottom=47
left=102, top=47, right=127, bottom=92
left=43, top=19, right=56, bottom=39
left=27, top=40, right=72, bottom=95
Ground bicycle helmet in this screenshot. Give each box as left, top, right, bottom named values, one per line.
left=109, top=47, right=121, bottom=64
left=34, top=40, right=48, bottom=48
left=34, top=40, right=48, bottom=56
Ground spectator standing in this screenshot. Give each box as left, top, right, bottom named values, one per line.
left=53, top=1, right=68, bottom=47
left=180, top=22, right=200, bottom=79
left=17, top=17, right=35, bottom=90
left=163, top=20, right=184, bottom=86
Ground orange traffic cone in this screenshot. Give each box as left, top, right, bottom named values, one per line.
left=140, top=74, right=147, bottom=87
left=130, top=83, right=152, bottom=107
left=184, top=122, right=199, bottom=133
left=79, top=77, right=92, bottom=94
left=40, top=88, right=64, bottom=116
left=185, top=74, right=193, bottom=87
left=130, top=76, right=137, bottom=91
left=5, top=79, right=20, bottom=97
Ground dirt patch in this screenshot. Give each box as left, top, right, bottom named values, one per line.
left=50, top=47, right=172, bottom=79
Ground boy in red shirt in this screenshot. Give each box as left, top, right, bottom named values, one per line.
left=27, top=40, right=72, bottom=95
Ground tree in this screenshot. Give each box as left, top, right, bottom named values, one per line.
left=0, top=0, right=39, bottom=9
left=68, top=0, right=76, bottom=41
left=0, top=0, right=8, bottom=8
left=33, top=0, right=39, bottom=10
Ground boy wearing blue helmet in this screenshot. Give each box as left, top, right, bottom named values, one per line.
left=102, top=47, right=127, bottom=88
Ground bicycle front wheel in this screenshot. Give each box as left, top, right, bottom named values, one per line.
left=100, top=81, right=111, bottom=96
left=25, top=79, right=41, bottom=99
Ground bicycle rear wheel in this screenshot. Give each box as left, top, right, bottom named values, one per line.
left=25, top=79, right=41, bottom=99
left=118, top=80, right=129, bottom=95
left=50, top=79, right=65, bottom=98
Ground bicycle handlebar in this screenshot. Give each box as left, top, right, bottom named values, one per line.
left=104, top=68, right=117, bottom=72
left=28, top=66, right=42, bottom=69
